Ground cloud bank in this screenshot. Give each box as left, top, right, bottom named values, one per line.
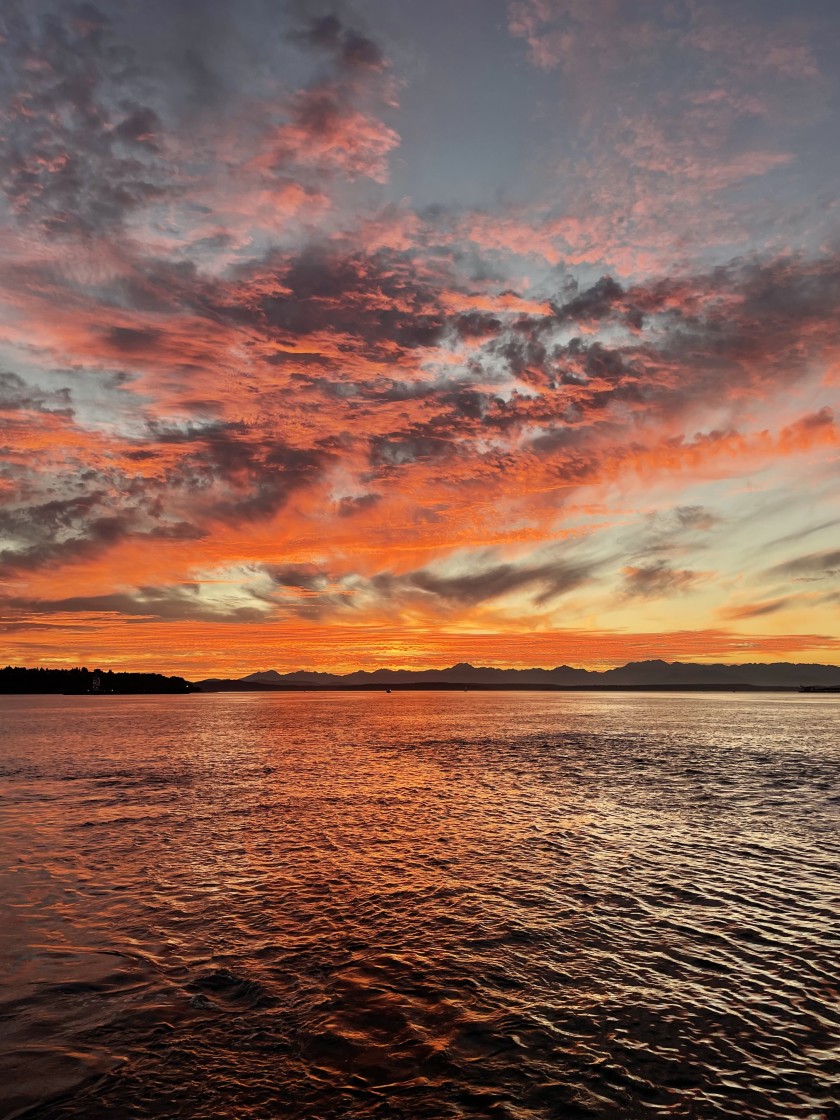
left=1, top=0, right=838, bottom=673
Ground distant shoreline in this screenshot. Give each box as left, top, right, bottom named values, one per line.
left=3, top=661, right=839, bottom=695
left=184, top=681, right=822, bottom=694
left=0, top=684, right=820, bottom=695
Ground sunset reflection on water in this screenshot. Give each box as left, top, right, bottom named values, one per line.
left=1, top=691, right=838, bottom=1119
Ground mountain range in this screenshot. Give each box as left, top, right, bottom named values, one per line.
left=196, top=660, right=840, bottom=691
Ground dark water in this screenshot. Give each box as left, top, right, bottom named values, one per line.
left=1, top=691, right=838, bottom=1120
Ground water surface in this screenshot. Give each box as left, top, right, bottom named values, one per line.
left=1, top=691, right=838, bottom=1118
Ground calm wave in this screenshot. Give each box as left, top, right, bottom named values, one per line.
left=1, top=691, right=838, bottom=1119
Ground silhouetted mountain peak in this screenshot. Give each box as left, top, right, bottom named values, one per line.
left=195, top=659, right=840, bottom=692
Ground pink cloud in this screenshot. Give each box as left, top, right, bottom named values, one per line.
left=254, top=88, right=400, bottom=183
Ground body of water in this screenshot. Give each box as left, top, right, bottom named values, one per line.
left=1, top=691, right=838, bottom=1119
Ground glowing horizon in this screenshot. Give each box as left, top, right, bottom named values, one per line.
left=2, top=0, right=839, bottom=676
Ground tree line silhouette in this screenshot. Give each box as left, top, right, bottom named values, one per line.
left=0, top=666, right=195, bottom=694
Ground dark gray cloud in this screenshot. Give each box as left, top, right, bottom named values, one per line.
left=374, top=556, right=597, bottom=608
left=628, top=505, right=722, bottom=562
left=252, top=548, right=602, bottom=622
left=8, top=585, right=269, bottom=623
left=0, top=495, right=134, bottom=573
left=0, top=371, right=73, bottom=416
left=0, top=490, right=205, bottom=575
left=550, top=276, right=626, bottom=327
left=266, top=563, right=325, bottom=590
left=337, top=492, right=380, bottom=516
left=105, top=326, right=163, bottom=353
left=139, top=418, right=331, bottom=521
left=291, top=12, right=385, bottom=73
left=0, top=409, right=330, bottom=580
left=255, top=245, right=447, bottom=352
left=370, top=433, right=452, bottom=467
left=428, top=251, right=840, bottom=466
left=453, top=312, right=502, bottom=340
left=622, top=562, right=704, bottom=599
left=258, top=562, right=356, bottom=620
left=765, top=549, right=840, bottom=581
left=0, top=3, right=170, bottom=234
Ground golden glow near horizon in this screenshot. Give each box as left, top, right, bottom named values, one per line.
left=1, top=1, right=839, bottom=676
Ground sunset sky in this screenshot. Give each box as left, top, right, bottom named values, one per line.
left=1, top=0, right=839, bottom=677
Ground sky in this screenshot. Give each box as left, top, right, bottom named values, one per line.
left=1, top=0, right=839, bottom=677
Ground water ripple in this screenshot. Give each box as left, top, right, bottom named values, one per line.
left=0, top=691, right=838, bottom=1119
